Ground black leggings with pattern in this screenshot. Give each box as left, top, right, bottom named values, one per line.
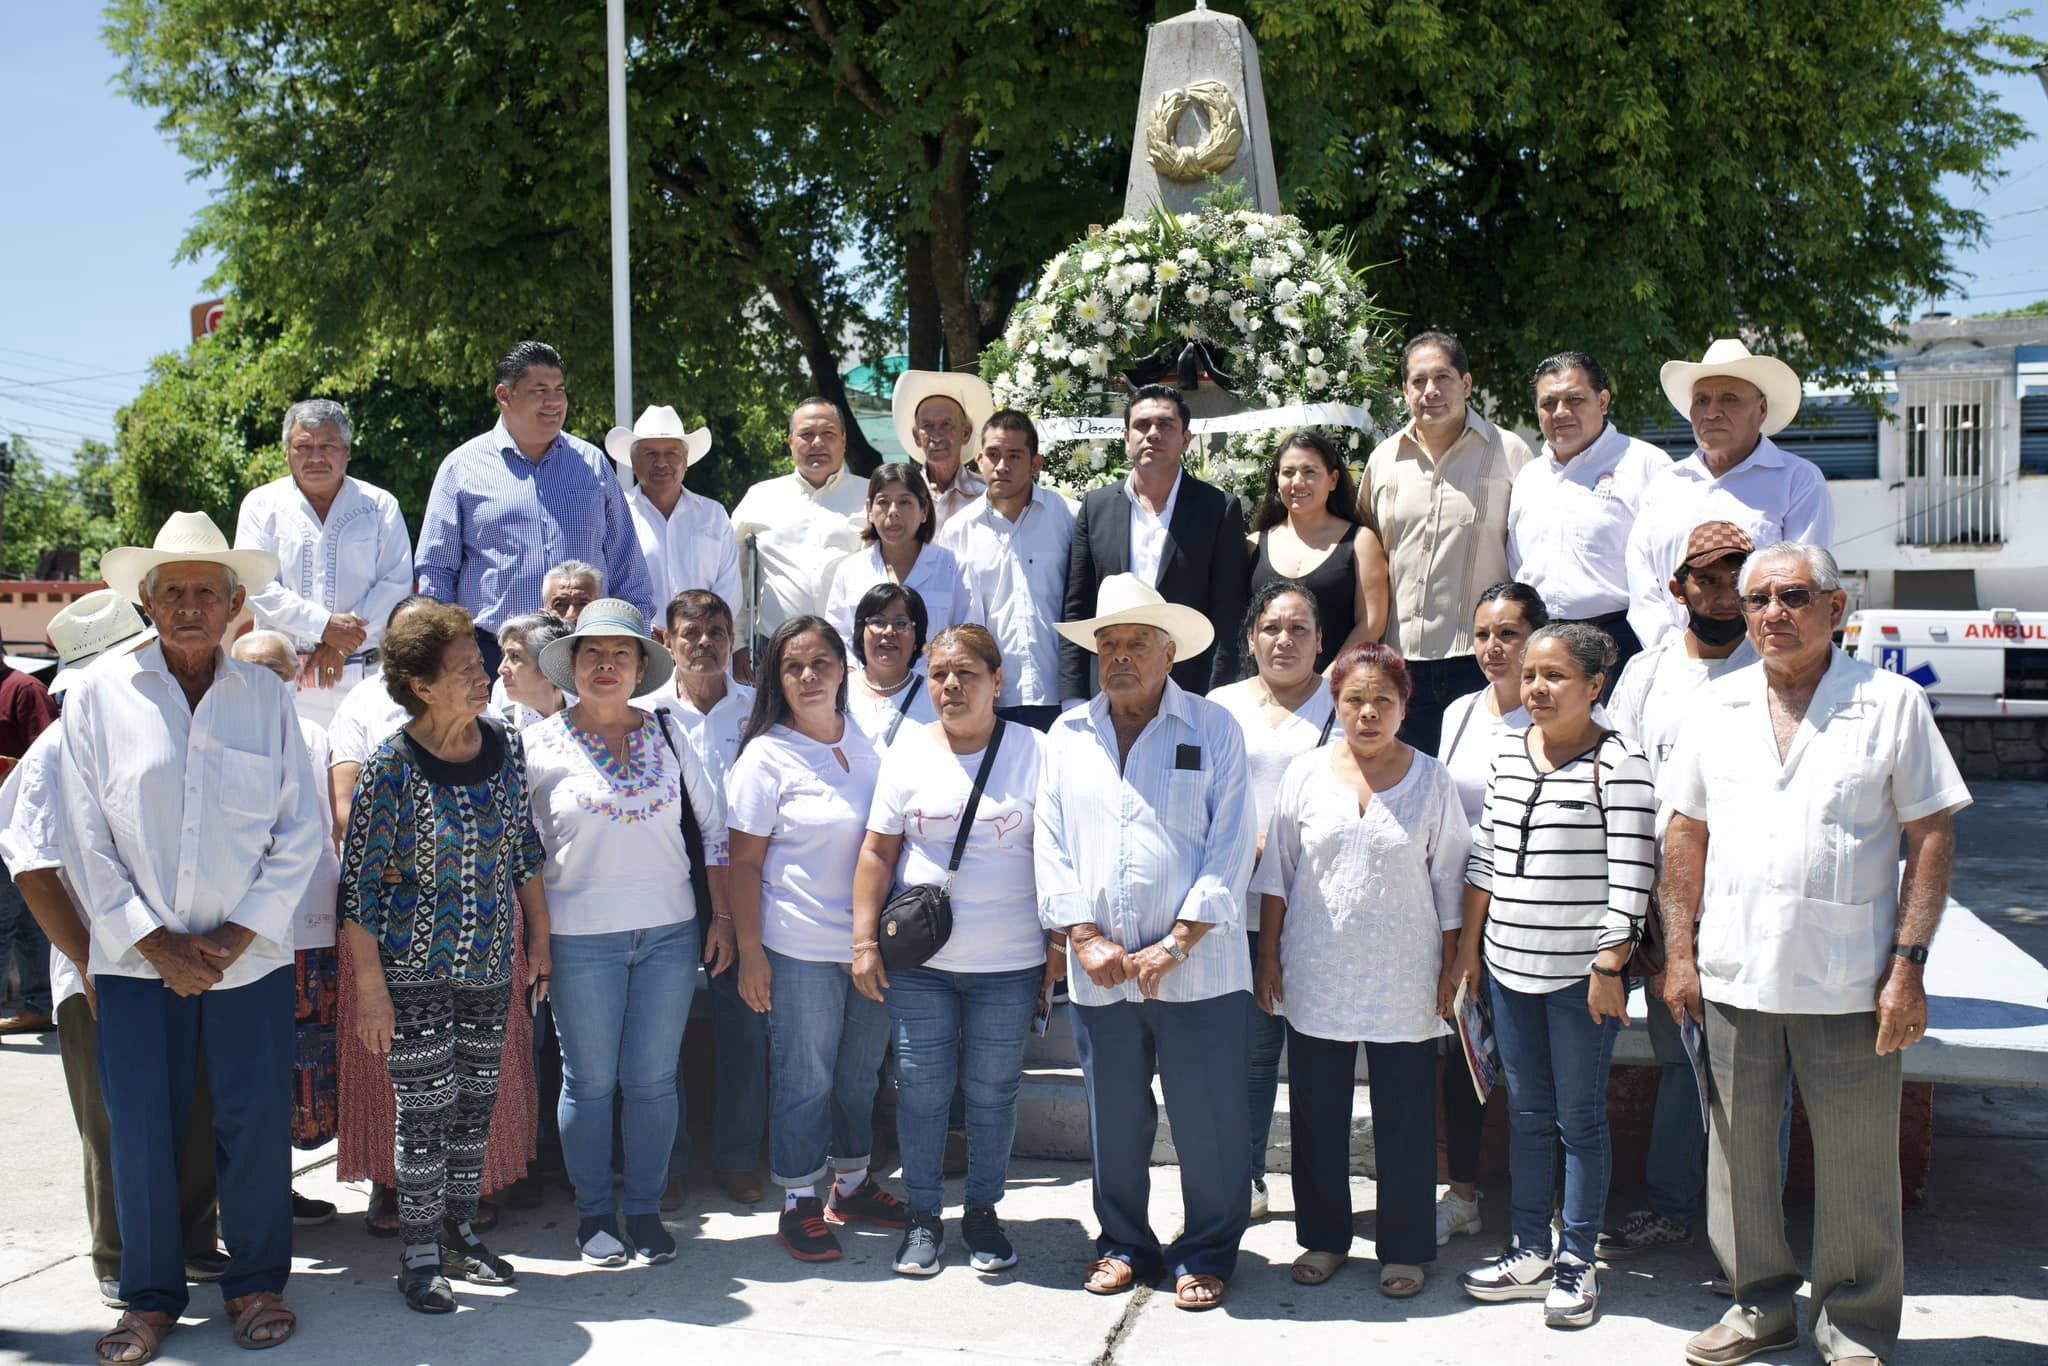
left=384, top=975, right=512, bottom=1246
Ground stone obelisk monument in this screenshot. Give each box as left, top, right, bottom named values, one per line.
left=1123, top=3, right=1281, bottom=217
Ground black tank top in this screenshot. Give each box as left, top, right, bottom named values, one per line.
left=1251, top=525, right=1360, bottom=673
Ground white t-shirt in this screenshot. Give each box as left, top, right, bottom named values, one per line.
left=866, top=721, right=1046, bottom=975
left=327, top=669, right=411, bottom=767
left=1209, top=678, right=1338, bottom=930
left=523, top=710, right=729, bottom=936
left=726, top=721, right=882, bottom=962
left=0, top=724, right=82, bottom=1009
left=845, top=670, right=940, bottom=752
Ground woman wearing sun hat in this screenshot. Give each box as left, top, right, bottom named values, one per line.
left=520, top=598, right=731, bottom=1269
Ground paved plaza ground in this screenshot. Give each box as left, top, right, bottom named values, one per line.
left=3, top=785, right=2044, bottom=1365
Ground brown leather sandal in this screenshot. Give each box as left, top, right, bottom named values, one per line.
left=95, top=1310, right=174, bottom=1364
left=1174, top=1273, right=1226, bottom=1310
left=226, top=1292, right=297, bottom=1351
left=1292, top=1251, right=1347, bottom=1285
left=1083, top=1257, right=1138, bottom=1295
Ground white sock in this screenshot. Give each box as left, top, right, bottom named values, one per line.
left=784, top=1186, right=814, bottom=1211
left=835, top=1167, right=868, bottom=1197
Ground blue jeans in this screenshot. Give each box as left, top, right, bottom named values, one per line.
left=0, top=868, right=51, bottom=1015
left=97, top=968, right=293, bottom=1317
left=1072, top=993, right=1251, bottom=1282
left=888, top=963, right=1041, bottom=1215
left=673, top=956, right=770, bottom=1174
left=764, top=949, right=893, bottom=1189
left=551, top=921, right=699, bottom=1218
left=1244, top=931, right=1286, bottom=1180
left=1489, top=975, right=1619, bottom=1265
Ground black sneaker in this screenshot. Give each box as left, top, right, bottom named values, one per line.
left=577, top=1216, right=628, bottom=1268
left=824, top=1177, right=909, bottom=1229
left=625, top=1213, right=677, bottom=1265
left=779, top=1196, right=843, bottom=1262
left=891, top=1213, right=944, bottom=1277
left=440, top=1217, right=515, bottom=1284
left=292, top=1191, right=337, bottom=1226
left=961, top=1203, right=1017, bottom=1272
left=1596, top=1208, right=1693, bottom=1259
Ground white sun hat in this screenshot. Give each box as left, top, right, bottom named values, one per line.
left=1659, top=338, right=1803, bottom=435
left=1054, top=573, right=1215, bottom=660
left=98, top=511, right=281, bottom=607
left=536, top=597, right=675, bottom=699
left=891, top=370, right=995, bottom=466
left=604, top=405, right=712, bottom=478
left=47, top=589, right=159, bottom=695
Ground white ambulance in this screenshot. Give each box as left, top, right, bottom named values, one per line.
left=1842, top=609, right=2048, bottom=717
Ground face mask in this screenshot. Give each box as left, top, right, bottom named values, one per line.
left=1688, top=608, right=1748, bottom=648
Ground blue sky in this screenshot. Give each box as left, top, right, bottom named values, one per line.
left=1, top=5, right=2043, bottom=470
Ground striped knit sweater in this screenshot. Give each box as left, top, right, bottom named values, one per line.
left=1467, top=729, right=1656, bottom=994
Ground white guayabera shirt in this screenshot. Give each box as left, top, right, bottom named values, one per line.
left=234, top=474, right=414, bottom=655
left=627, top=484, right=742, bottom=614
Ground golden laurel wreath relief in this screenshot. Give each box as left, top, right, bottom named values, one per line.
left=1144, top=80, right=1245, bottom=182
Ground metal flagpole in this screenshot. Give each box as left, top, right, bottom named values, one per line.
left=607, top=0, right=632, bottom=429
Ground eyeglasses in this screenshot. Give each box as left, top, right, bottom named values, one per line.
left=1737, top=588, right=1821, bottom=615
left=865, top=618, right=915, bottom=635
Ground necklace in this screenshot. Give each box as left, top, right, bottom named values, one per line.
left=864, top=671, right=913, bottom=698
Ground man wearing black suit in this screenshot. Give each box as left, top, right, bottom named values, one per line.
left=1061, top=385, right=1250, bottom=699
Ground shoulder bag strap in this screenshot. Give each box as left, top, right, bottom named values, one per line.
left=1443, top=693, right=1478, bottom=762
left=651, top=710, right=715, bottom=924
left=885, top=675, right=925, bottom=745
left=1318, top=707, right=1337, bottom=744
left=943, top=720, right=1007, bottom=883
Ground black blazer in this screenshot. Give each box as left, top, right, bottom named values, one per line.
left=1059, top=471, right=1251, bottom=699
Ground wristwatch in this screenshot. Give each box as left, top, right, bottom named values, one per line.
left=1161, top=937, right=1189, bottom=963
left=1891, top=942, right=1930, bottom=966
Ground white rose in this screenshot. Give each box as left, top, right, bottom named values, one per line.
left=1177, top=248, right=1201, bottom=265
left=1273, top=278, right=1298, bottom=303
left=1262, top=360, right=1286, bottom=381
left=1082, top=251, right=1104, bottom=272
left=1299, top=281, right=1324, bottom=299
left=1069, top=347, right=1093, bottom=368
left=1245, top=222, right=1268, bottom=242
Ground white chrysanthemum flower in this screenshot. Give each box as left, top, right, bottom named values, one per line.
left=1178, top=318, right=1201, bottom=339
left=1177, top=248, right=1201, bottom=265
left=1261, top=360, right=1286, bottom=382
left=1307, top=346, right=1325, bottom=364
left=1125, top=293, right=1158, bottom=322
left=1186, top=283, right=1210, bottom=306
left=1155, top=260, right=1181, bottom=285
left=1211, top=291, right=1232, bottom=309
left=1299, top=281, right=1324, bottom=299
left=1050, top=370, right=1074, bottom=397
left=1303, top=365, right=1330, bottom=391
left=1089, top=446, right=1110, bottom=471
left=1273, top=278, right=1298, bottom=303
left=1275, top=303, right=1304, bottom=329
left=1068, top=347, right=1093, bottom=369
left=1110, top=247, right=1129, bottom=264
left=1074, top=295, right=1108, bottom=326
left=1228, top=300, right=1251, bottom=330
left=1104, top=269, right=1134, bottom=297
left=1088, top=348, right=1113, bottom=378
left=1082, top=250, right=1104, bottom=272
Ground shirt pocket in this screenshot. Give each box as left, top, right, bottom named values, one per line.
left=1166, top=768, right=1206, bottom=837
left=1787, top=896, right=1885, bottom=996
left=218, top=746, right=276, bottom=821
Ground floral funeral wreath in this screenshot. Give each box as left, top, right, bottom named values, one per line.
left=980, top=188, right=1398, bottom=507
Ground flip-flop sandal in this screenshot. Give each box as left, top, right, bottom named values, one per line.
left=1291, top=1251, right=1347, bottom=1285
left=226, top=1292, right=297, bottom=1350
left=95, top=1311, right=173, bottom=1364
left=1379, top=1263, right=1426, bottom=1299
left=1174, top=1273, right=1226, bottom=1311
left=1083, top=1257, right=1139, bottom=1295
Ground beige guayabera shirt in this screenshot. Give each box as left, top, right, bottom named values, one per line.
left=1359, top=409, right=1533, bottom=661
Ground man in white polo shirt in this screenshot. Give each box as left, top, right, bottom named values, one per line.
left=607, top=405, right=742, bottom=657
left=729, top=397, right=869, bottom=664
left=1660, top=542, right=1968, bottom=1366
left=1507, top=351, right=1666, bottom=678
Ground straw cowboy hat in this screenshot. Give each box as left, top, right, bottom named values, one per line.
left=99, top=511, right=280, bottom=607
left=604, top=405, right=712, bottom=478
left=47, top=589, right=158, bottom=695
left=1660, top=339, right=1803, bottom=435
left=1054, top=573, right=1215, bottom=660
left=891, top=370, right=994, bottom=466
left=537, top=598, right=674, bottom=698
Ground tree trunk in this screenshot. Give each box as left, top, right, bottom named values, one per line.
left=904, top=232, right=942, bottom=373
left=926, top=117, right=982, bottom=373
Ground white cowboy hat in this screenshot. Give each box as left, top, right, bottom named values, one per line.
left=47, top=589, right=159, bottom=695
left=98, top=511, right=280, bottom=607
left=536, top=597, right=674, bottom=699
left=1054, top=573, right=1215, bottom=661
left=603, top=405, right=712, bottom=478
left=1660, top=338, right=1803, bottom=436
left=891, top=370, right=995, bottom=467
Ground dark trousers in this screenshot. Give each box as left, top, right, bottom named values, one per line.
left=1443, top=1040, right=1486, bottom=1186
left=532, top=997, right=566, bottom=1173
left=473, top=626, right=504, bottom=675
left=674, top=959, right=770, bottom=1174
left=1072, top=993, right=1250, bottom=1282
left=1403, top=654, right=1486, bottom=758
left=97, top=969, right=293, bottom=1317
left=58, top=994, right=220, bottom=1282
left=1288, top=1029, right=1438, bottom=1266
left=995, top=704, right=1065, bottom=732
left=0, top=867, right=51, bottom=1015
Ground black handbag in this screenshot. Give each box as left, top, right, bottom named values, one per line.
left=877, top=721, right=1006, bottom=971
left=650, top=711, right=716, bottom=930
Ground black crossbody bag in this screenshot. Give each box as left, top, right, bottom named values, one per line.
left=878, top=721, right=1006, bottom=971
left=650, top=711, right=716, bottom=930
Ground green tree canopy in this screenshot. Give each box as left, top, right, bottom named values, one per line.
left=105, top=0, right=2041, bottom=503
left=0, top=437, right=122, bottom=580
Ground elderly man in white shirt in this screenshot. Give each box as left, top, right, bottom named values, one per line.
left=1507, top=351, right=1667, bottom=677
left=1036, top=575, right=1257, bottom=1312
left=606, top=406, right=743, bottom=654
left=234, top=399, right=415, bottom=729
left=892, top=370, right=991, bottom=530
left=730, top=397, right=869, bottom=664
left=1660, top=543, right=1968, bottom=1366
left=1625, top=340, right=1834, bottom=651
left=61, top=512, right=326, bottom=1360
left=939, top=408, right=1075, bottom=731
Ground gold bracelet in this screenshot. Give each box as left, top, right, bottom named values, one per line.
left=852, top=940, right=880, bottom=952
